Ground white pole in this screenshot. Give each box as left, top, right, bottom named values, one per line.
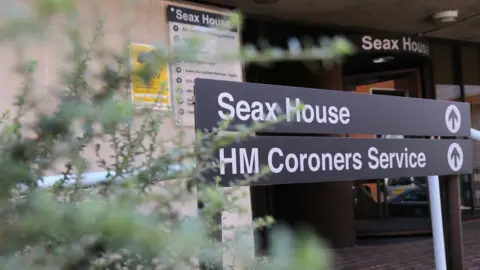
left=428, top=175, right=447, bottom=270
left=471, top=128, right=480, bottom=141
left=428, top=128, right=480, bottom=269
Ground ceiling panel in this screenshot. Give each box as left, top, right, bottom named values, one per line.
left=201, top=0, right=480, bottom=42
left=428, top=15, right=480, bottom=41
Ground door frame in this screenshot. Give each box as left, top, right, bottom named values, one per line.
left=344, top=68, right=423, bottom=98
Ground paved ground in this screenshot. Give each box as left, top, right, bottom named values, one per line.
left=330, top=221, right=480, bottom=269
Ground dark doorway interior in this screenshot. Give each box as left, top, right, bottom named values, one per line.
left=343, top=52, right=426, bottom=77
left=241, top=15, right=433, bottom=255
left=243, top=17, right=356, bottom=255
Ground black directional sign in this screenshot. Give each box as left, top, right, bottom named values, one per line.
left=194, top=79, right=471, bottom=137
left=206, top=137, right=473, bottom=186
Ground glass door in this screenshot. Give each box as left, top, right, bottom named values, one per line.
left=354, top=177, right=430, bottom=236
left=347, top=71, right=432, bottom=237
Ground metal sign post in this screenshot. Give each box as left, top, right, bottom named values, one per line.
left=428, top=175, right=447, bottom=270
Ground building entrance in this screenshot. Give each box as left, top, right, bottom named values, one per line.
left=344, top=70, right=432, bottom=236
left=241, top=16, right=433, bottom=254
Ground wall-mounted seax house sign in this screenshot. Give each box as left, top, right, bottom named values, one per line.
left=350, top=34, right=430, bottom=57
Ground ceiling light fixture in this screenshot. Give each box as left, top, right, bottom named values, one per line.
left=432, top=10, right=459, bottom=23
left=373, top=56, right=394, bottom=64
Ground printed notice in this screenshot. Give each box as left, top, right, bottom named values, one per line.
left=129, top=43, right=171, bottom=111
left=167, top=4, right=243, bottom=126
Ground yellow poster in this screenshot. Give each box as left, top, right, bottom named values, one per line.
left=129, top=43, right=170, bottom=110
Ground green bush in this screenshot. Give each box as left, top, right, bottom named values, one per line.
left=0, top=0, right=354, bottom=269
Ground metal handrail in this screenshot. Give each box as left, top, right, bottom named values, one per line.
left=472, top=128, right=480, bottom=141
left=33, top=163, right=194, bottom=190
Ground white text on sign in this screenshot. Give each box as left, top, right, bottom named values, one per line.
left=174, top=8, right=231, bottom=29
left=217, top=92, right=351, bottom=124
left=360, top=36, right=429, bottom=55
left=219, top=147, right=427, bottom=175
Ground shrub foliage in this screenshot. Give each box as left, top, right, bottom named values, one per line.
left=0, top=0, right=354, bottom=269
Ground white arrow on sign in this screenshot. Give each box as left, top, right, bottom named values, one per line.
left=447, top=143, right=463, bottom=172
left=445, top=105, right=461, bottom=134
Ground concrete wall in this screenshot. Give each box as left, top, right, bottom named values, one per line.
left=1, top=0, right=185, bottom=171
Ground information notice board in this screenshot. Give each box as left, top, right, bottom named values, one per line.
left=166, top=3, right=243, bottom=126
